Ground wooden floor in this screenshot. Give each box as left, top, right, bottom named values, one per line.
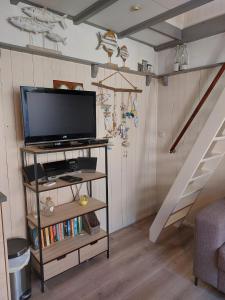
left=32, top=217, right=225, bottom=300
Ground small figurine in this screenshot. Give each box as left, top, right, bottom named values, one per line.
left=41, top=197, right=55, bottom=217
left=79, top=195, right=89, bottom=206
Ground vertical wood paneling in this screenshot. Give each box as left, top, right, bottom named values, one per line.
left=0, top=204, right=10, bottom=300
left=0, top=48, right=157, bottom=237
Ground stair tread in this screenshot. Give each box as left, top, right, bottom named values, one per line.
left=189, top=169, right=212, bottom=182
left=181, top=185, right=203, bottom=198
left=214, top=135, right=225, bottom=141
left=201, top=152, right=224, bottom=162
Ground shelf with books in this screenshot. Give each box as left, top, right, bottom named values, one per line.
left=24, top=171, right=106, bottom=193
left=27, top=198, right=106, bottom=228
left=31, top=229, right=107, bottom=264
left=21, top=143, right=109, bottom=293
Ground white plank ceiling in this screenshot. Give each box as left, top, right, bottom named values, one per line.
left=12, top=0, right=221, bottom=50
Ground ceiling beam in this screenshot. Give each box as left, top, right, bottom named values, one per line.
left=150, top=22, right=182, bottom=41
left=155, top=40, right=181, bottom=52
left=156, top=13, right=225, bottom=51
left=73, top=0, right=119, bottom=25
left=118, top=0, right=214, bottom=38
left=182, top=14, right=225, bottom=43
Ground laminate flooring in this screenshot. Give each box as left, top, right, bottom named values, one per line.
left=32, top=217, right=225, bottom=300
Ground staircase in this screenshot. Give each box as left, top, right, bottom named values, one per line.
left=150, top=84, right=225, bottom=243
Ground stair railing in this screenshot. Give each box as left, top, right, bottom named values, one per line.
left=170, top=64, right=225, bottom=153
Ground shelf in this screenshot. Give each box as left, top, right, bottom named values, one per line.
left=201, top=152, right=224, bottom=162
left=24, top=171, right=106, bottom=193
left=21, top=143, right=108, bottom=154
left=27, top=198, right=106, bottom=228
left=159, top=62, right=223, bottom=78
left=31, top=229, right=107, bottom=264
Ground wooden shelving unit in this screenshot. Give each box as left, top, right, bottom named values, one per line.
left=21, top=143, right=109, bottom=293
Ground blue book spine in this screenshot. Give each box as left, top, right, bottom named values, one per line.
left=56, top=224, right=60, bottom=241
left=73, top=218, right=76, bottom=236
left=67, top=220, right=71, bottom=236
left=74, top=218, right=78, bottom=235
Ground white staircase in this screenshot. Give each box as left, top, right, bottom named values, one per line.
left=150, top=86, right=225, bottom=242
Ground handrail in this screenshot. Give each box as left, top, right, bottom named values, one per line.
left=170, top=63, right=225, bottom=153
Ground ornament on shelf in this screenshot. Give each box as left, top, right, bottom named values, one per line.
left=40, top=197, right=55, bottom=217
left=22, top=6, right=67, bottom=29
left=180, top=44, right=189, bottom=70
left=174, top=45, right=181, bottom=71
left=117, top=45, right=129, bottom=69
left=96, top=30, right=118, bottom=64
left=8, top=5, right=68, bottom=52
left=173, top=44, right=189, bottom=71
left=79, top=195, right=89, bottom=206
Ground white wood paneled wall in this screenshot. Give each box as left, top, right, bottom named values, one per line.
left=0, top=204, right=10, bottom=300
left=157, top=67, right=225, bottom=223
left=0, top=48, right=157, bottom=238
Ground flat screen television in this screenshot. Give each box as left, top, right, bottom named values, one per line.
left=20, top=86, right=96, bottom=145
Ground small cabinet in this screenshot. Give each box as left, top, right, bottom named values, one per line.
left=79, top=237, right=107, bottom=263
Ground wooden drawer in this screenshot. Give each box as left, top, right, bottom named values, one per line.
left=32, top=250, right=79, bottom=281
left=79, top=237, right=107, bottom=263
left=44, top=250, right=79, bottom=280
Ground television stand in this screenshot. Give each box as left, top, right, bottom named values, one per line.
left=39, top=141, right=83, bottom=149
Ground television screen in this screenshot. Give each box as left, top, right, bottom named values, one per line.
left=20, top=86, right=96, bottom=145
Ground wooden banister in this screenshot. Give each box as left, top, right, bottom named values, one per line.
left=170, top=64, right=225, bottom=153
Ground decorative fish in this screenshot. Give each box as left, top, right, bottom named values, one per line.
left=96, top=30, right=118, bottom=58
left=22, top=7, right=67, bottom=29
left=8, top=16, right=54, bottom=33
left=117, top=45, right=129, bottom=63
left=45, top=32, right=67, bottom=45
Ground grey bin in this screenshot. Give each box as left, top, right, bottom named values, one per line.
left=7, top=238, right=31, bottom=300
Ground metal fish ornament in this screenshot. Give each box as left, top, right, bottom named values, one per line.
left=96, top=30, right=118, bottom=60
left=8, top=16, right=54, bottom=33
left=45, top=32, right=67, bottom=45
left=117, top=45, right=129, bottom=63
left=22, top=7, right=67, bottom=29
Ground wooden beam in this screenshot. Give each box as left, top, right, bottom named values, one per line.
left=92, top=82, right=143, bottom=93
left=150, top=22, right=182, bottom=41
left=118, top=0, right=213, bottom=38
left=183, top=14, right=225, bottom=43
left=73, top=0, right=119, bottom=25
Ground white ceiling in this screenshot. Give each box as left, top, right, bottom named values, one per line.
left=89, top=0, right=167, bottom=33
left=131, top=29, right=173, bottom=46
left=15, top=0, right=221, bottom=49
left=27, top=0, right=97, bottom=15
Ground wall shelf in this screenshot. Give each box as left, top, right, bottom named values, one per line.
left=0, top=42, right=156, bottom=79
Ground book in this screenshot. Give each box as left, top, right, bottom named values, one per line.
left=74, top=217, right=78, bottom=235
left=71, top=219, right=74, bottom=237
left=78, top=216, right=83, bottom=234
left=41, top=229, right=45, bottom=248
left=64, top=221, right=68, bottom=237
left=45, top=227, right=50, bottom=246
left=50, top=226, right=54, bottom=244
left=67, top=219, right=71, bottom=236
left=56, top=224, right=60, bottom=241
left=28, top=221, right=39, bottom=250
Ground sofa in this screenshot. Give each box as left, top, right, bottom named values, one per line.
left=194, top=198, right=225, bottom=293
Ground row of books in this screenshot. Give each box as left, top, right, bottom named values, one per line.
left=28, top=216, right=83, bottom=250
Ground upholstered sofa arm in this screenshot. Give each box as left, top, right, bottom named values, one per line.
left=194, top=199, right=225, bottom=289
